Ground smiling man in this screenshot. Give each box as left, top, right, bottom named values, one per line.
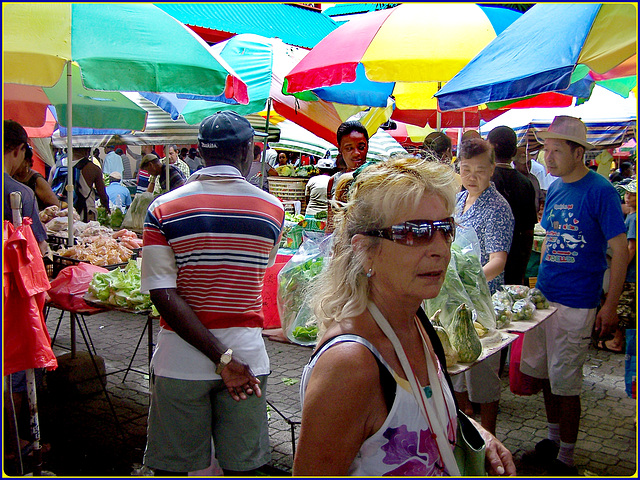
left=325, top=121, right=370, bottom=233
left=520, top=116, right=627, bottom=475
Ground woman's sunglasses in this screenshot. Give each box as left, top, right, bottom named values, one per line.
left=363, top=217, right=456, bottom=246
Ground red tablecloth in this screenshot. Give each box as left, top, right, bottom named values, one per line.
left=261, top=254, right=293, bottom=329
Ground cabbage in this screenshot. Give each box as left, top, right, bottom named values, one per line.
left=88, top=260, right=152, bottom=311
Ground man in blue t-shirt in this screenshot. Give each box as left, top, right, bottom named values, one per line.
left=520, top=116, right=627, bottom=476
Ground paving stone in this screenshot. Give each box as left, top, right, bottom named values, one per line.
left=31, top=308, right=636, bottom=476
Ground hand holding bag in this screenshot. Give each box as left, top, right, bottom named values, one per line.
left=454, top=409, right=487, bottom=476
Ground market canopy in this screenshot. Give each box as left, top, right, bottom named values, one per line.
left=269, top=120, right=407, bottom=161
left=51, top=93, right=280, bottom=148
left=479, top=86, right=637, bottom=149
left=155, top=3, right=338, bottom=49
left=436, top=3, right=637, bottom=110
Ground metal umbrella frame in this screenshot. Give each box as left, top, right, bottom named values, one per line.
left=3, top=3, right=246, bottom=245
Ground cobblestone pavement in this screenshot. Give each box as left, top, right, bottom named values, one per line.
left=5, top=307, right=636, bottom=477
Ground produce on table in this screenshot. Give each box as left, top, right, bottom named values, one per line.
left=58, top=237, right=134, bottom=266
left=285, top=212, right=305, bottom=223
left=512, top=298, right=536, bottom=321
left=275, top=165, right=293, bottom=177
left=493, top=302, right=513, bottom=329
left=88, top=259, right=154, bottom=312
left=448, top=303, right=483, bottom=363
left=528, top=288, right=550, bottom=309
left=110, top=207, right=124, bottom=229
left=293, top=165, right=319, bottom=178
left=473, top=321, right=488, bottom=338
left=434, top=323, right=458, bottom=367
left=492, top=290, right=514, bottom=308
left=314, top=210, right=327, bottom=220
left=278, top=256, right=324, bottom=336
left=503, top=284, right=530, bottom=300
left=430, top=309, right=443, bottom=327
left=453, top=244, right=496, bottom=330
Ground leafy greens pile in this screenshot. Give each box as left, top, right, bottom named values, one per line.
left=88, top=259, right=154, bottom=312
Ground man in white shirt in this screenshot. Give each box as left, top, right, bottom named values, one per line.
left=103, top=145, right=124, bottom=177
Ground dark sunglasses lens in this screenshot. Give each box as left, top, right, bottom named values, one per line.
left=392, top=219, right=454, bottom=245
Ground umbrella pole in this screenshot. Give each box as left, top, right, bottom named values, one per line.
left=10, top=192, right=43, bottom=476
left=66, top=61, right=75, bottom=247
left=25, top=369, right=43, bottom=476
left=166, top=148, right=170, bottom=192
left=436, top=82, right=442, bottom=132
left=260, top=99, right=272, bottom=190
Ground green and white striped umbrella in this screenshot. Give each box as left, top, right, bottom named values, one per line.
left=271, top=120, right=407, bottom=160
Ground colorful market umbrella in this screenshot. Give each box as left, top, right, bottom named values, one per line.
left=3, top=2, right=245, bottom=245
left=140, top=33, right=377, bottom=150
left=2, top=3, right=246, bottom=96
left=479, top=85, right=637, bottom=150
left=283, top=4, right=529, bottom=129
left=435, top=3, right=637, bottom=111
left=4, top=65, right=147, bottom=131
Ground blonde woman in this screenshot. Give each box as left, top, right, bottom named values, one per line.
left=293, top=156, right=515, bottom=476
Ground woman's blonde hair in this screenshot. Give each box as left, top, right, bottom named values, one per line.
left=310, top=156, right=458, bottom=335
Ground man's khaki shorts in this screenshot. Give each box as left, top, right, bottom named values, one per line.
left=144, top=373, right=270, bottom=473
left=520, top=302, right=596, bottom=396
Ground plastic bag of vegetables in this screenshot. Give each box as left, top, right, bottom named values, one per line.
left=492, top=290, right=514, bottom=308
left=512, top=298, right=536, bottom=321
left=528, top=288, right=550, bottom=309
left=423, top=255, right=475, bottom=331
left=494, top=302, right=513, bottom=329
left=120, top=192, right=155, bottom=232
left=278, top=234, right=333, bottom=346
left=424, top=224, right=497, bottom=331
left=452, top=243, right=496, bottom=330
left=503, top=284, right=530, bottom=301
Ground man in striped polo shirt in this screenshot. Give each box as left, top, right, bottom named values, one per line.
left=141, top=111, right=285, bottom=476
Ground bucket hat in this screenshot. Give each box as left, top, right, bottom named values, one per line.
left=317, top=158, right=335, bottom=169
left=535, top=115, right=594, bottom=150
left=622, top=179, right=636, bottom=194
left=139, top=154, right=159, bottom=169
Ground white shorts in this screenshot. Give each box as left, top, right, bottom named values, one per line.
left=520, top=302, right=596, bottom=396
left=452, top=352, right=501, bottom=403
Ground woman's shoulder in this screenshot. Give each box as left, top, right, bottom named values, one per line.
left=312, top=333, right=383, bottom=382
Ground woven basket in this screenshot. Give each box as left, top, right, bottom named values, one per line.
left=268, top=177, right=309, bottom=211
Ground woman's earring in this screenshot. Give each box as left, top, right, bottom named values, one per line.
left=366, top=268, right=373, bottom=278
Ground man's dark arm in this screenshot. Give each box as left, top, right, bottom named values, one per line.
left=150, top=288, right=262, bottom=401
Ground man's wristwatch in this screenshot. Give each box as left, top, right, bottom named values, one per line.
left=215, top=348, right=233, bottom=375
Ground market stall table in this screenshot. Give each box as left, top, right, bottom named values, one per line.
left=82, top=292, right=157, bottom=382
left=433, top=307, right=557, bottom=376
left=44, top=299, right=124, bottom=436
left=501, top=306, right=557, bottom=334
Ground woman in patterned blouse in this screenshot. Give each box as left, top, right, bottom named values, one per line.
left=452, top=137, right=514, bottom=437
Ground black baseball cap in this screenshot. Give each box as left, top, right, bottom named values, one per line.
left=198, top=111, right=267, bottom=149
